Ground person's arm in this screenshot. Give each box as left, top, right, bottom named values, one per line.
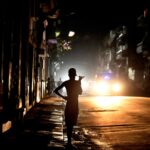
left=53, top=83, right=67, bottom=100
left=79, top=76, right=84, bottom=82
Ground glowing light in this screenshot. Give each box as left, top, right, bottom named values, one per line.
left=93, top=81, right=110, bottom=95
left=36, top=96, right=40, bottom=103
left=68, top=31, right=75, bottom=37
left=104, top=75, right=111, bottom=80
left=91, top=79, right=123, bottom=96
left=82, top=80, right=89, bottom=92
left=36, top=83, right=41, bottom=103
left=62, top=40, right=71, bottom=50
left=55, top=31, right=61, bottom=37
left=23, top=108, right=27, bottom=116
left=112, top=83, right=122, bottom=92
left=94, top=96, right=124, bottom=109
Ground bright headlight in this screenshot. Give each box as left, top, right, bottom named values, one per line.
left=112, top=83, right=122, bottom=92
left=91, top=79, right=124, bottom=95
left=93, top=81, right=110, bottom=94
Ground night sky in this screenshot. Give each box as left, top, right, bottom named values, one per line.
left=61, top=0, right=147, bottom=34
left=59, top=0, right=149, bottom=79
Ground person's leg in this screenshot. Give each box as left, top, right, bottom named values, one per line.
left=66, top=125, right=73, bottom=145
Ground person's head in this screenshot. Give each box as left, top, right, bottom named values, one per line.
left=68, top=68, right=77, bottom=78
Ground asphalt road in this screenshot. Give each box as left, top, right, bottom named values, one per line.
left=77, top=96, right=150, bottom=150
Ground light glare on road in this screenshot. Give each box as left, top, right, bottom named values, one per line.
left=94, top=96, right=125, bottom=109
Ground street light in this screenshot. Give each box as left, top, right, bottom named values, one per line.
left=68, top=31, right=75, bottom=37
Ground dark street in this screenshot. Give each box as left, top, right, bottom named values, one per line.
left=78, top=96, right=150, bottom=149
left=0, top=0, right=150, bottom=149
left=1, top=96, right=150, bottom=149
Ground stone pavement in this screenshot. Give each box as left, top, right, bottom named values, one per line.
left=0, top=96, right=100, bottom=150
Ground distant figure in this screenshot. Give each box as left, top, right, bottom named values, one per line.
left=46, top=76, right=55, bottom=96
left=54, top=68, right=84, bottom=148
left=46, top=77, right=51, bottom=96
left=57, top=78, right=63, bottom=94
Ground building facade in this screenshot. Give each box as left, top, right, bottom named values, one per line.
left=0, top=0, right=62, bottom=134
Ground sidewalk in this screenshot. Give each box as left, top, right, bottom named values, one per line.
left=0, top=97, right=65, bottom=149
left=0, top=96, right=95, bottom=150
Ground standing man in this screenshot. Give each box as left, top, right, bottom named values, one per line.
left=54, top=68, right=84, bottom=148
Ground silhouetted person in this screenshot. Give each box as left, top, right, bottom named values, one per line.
left=46, top=77, right=51, bottom=96
left=54, top=68, right=84, bottom=148
left=46, top=76, right=55, bottom=96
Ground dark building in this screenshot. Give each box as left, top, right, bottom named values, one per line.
left=0, top=0, right=62, bottom=134
left=106, top=4, right=150, bottom=95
